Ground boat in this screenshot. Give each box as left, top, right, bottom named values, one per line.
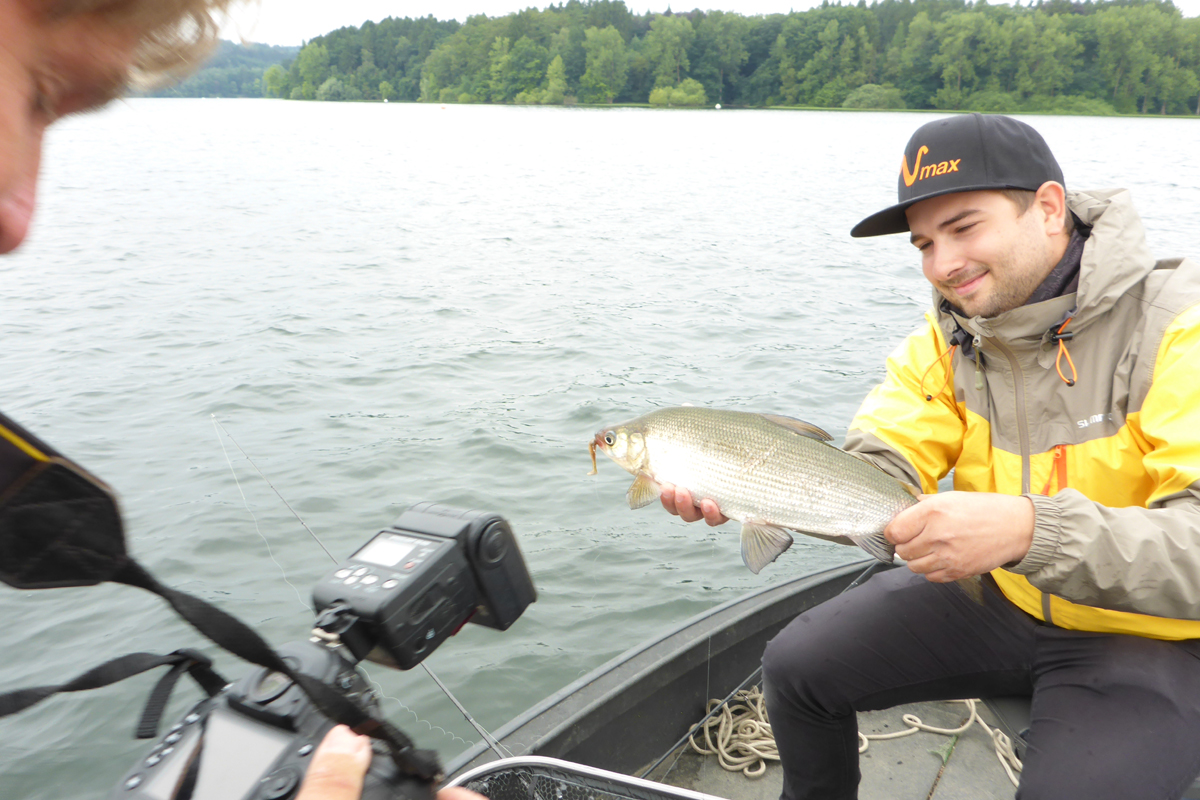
left=443, top=559, right=1200, bottom=800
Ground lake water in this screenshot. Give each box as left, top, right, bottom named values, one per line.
left=2, top=99, right=1198, bottom=798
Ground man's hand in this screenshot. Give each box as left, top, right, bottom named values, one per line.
left=885, top=492, right=1034, bottom=582
left=296, top=726, right=488, bottom=800
left=296, top=725, right=372, bottom=800
left=659, top=483, right=729, bottom=526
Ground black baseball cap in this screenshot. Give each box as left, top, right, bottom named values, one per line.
left=851, top=113, right=1065, bottom=238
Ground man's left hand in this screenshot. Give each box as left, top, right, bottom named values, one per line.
left=884, top=492, right=1035, bottom=582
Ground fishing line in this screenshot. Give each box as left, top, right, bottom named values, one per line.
left=211, top=415, right=509, bottom=758
left=210, top=415, right=337, bottom=563
left=212, top=415, right=312, bottom=612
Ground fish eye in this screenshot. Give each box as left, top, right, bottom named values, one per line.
left=604, top=433, right=615, bottom=446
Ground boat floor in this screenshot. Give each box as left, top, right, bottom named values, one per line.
left=646, top=701, right=1016, bottom=800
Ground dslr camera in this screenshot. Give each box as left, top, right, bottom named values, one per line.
left=109, top=503, right=537, bottom=800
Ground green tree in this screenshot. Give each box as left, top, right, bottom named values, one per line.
left=509, top=36, right=551, bottom=99
left=896, top=12, right=939, bottom=108
left=932, top=12, right=987, bottom=109
left=842, top=83, right=906, bottom=108
left=262, top=64, right=287, bottom=98
left=488, top=36, right=513, bottom=102
left=541, top=54, right=568, bottom=104
left=645, top=14, right=695, bottom=87
left=296, top=42, right=331, bottom=88
left=696, top=11, right=748, bottom=104
left=580, top=25, right=628, bottom=103
left=379, top=80, right=395, bottom=100
left=649, top=77, right=707, bottom=106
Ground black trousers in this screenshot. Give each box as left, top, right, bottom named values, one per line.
left=761, top=568, right=1200, bottom=800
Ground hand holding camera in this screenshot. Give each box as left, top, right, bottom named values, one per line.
left=296, top=727, right=488, bottom=800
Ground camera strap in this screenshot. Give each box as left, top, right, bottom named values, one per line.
left=0, top=411, right=442, bottom=782
left=0, top=648, right=226, bottom=736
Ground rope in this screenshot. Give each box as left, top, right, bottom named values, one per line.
left=690, top=692, right=1023, bottom=787
left=688, top=687, right=778, bottom=778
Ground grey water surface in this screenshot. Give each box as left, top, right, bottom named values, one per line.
left=2, top=99, right=1197, bottom=799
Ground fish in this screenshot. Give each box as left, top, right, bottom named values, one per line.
left=589, top=406, right=918, bottom=574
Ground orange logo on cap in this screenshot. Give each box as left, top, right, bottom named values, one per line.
left=900, top=145, right=961, bottom=187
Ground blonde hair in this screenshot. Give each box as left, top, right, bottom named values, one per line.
left=57, top=0, right=246, bottom=87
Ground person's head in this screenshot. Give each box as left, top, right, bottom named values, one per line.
left=852, top=114, right=1073, bottom=319
left=0, top=0, right=237, bottom=254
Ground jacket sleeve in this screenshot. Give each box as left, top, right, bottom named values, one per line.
left=843, top=313, right=966, bottom=495
left=1011, top=303, right=1200, bottom=619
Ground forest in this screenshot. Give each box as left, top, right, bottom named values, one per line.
left=149, top=40, right=299, bottom=97
left=257, top=0, right=1200, bottom=115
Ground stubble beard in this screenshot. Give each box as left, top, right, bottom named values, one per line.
left=939, top=222, right=1056, bottom=319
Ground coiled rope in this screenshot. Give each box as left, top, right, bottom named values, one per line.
left=690, top=689, right=1023, bottom=786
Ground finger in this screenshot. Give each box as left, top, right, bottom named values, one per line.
left=296, top=726, right=372, bottom=800
left=884, top=503, right=924, bottom=545
left=659, top=483, right=679, bottom=515
left=438, top=788, right=489, bottom=800
left=902, top=552, right=941, bottom=576
left=698, top=498, right=728, bottom=527
left=675, top=486, right=704, bottom=523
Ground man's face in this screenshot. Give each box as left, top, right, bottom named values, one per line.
left=0, top=0, right=140, bottom=253
left=905, top=189, right=1058, bottom=319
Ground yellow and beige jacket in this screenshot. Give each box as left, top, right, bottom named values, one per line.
left=845, top=189, right=1200, bottom=639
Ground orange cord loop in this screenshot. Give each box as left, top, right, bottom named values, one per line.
left=919, top=344, right=958, bottom=401
left=1050, top=317, right=1077, bottom=387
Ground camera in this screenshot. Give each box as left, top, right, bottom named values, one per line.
left=109, top=503, right=536, bottom=800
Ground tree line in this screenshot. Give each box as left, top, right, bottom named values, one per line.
left=258, top=0, right=1200, bottom=115
left=147, top=40, right=299, bottom=97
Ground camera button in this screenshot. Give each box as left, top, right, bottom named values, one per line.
left=164, top=731, right=182, bottom=744
left=403, top=561, right=416, bottom=571
left=343, top=576, right=359, bottom=585
left=145, top=754, right=162, bottom=767
left=297, top=743, right=314, bottom=757
left=184, top=713, right=201, bottom=724
left=353, top=567, right=369, bottom=577
left=262, top=766, right=301, bottom=800
left=382, top=579, right=398, bottom=589
left=161, top=747, right=175, bottom=757
left=361, top=575, right=378, bottom=585
left=335, top=569, right=351, bottom=579
left=124, top=774, right=143, bottom=790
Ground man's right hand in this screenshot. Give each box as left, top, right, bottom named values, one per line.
left=659, top=483, right=729, bottom=526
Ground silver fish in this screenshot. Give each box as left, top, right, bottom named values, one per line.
left=590, top=406, right=919, bottom=574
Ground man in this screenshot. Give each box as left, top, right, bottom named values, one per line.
left=663, top=113, right=1200, bottom=799
left=1, top=3, right=485, bottom=799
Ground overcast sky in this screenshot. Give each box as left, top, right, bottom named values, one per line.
left=222, top=0, right=1200, bottom=46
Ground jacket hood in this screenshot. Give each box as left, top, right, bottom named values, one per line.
left=934, top=188, right=1156, bottom=352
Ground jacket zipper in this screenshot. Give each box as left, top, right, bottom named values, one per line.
left=989, top=336, right=1032, bottom=494
left=990, top=335, right=1056, bottom=626
left=1041, top=445, right=1068, bottom=496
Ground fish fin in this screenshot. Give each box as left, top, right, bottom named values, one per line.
left=740, top=522, right=794, bottom=574
left=955, top=576, right=986, bottom=605
left=626, top=473, right=662, bottom=510
left=899, top=481, right=922, bottom=499
left=760, top=414, right=833, bottom=442
left=845, top=531, right=896, bottom=564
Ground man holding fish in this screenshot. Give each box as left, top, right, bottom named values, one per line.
left=629, top=114, right=1200, bottom=799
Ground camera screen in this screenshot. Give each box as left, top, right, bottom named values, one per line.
left=354, top=533, right=418, bottom=567
left=190, top=705, right=293, bottom=799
